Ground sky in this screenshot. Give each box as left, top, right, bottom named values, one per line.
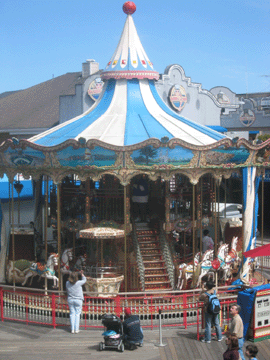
left=1, top=0, right=270, bottom=95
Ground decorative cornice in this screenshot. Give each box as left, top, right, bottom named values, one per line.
left=163, top=64, right=239, bottom=109
left=101, top=70, right=159, bottom=81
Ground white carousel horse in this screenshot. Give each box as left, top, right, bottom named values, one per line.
left=74, top=253, right=87, bottom=271
left=177, top=249, right=216, bottom=290
left=240, top=237, right=258, bottom=284
left=177, top=252, right=201, bottom=290
left=21, top=253, right=59, bottom=288
left=6, top=259, right=33, bottom=285
left=196, top=244, right=229, bottom=288
left=60, top=248, right=73, bottom=275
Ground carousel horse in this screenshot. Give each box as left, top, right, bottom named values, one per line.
left=177, top=249, right=215, bottom=290
left=60, top=248, right=73, bottom=274
left=6, top=259, right=34, bottom=285
left=177, top=252, right=201, bottom=290
left=74, top=253, right=87, bottom=271
left=21, top=253, right=59, bottom=288
left=195, top=244, right=229, bottom=287
left=240, top=237, right=258, bottom=284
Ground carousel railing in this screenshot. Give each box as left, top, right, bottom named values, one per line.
left=159, top=225, right=175, bottom=289
left=131, top=227, right=145, bottom=291
left=84, top=266, right=123, bottom=278
left=258, top=256, right=270, bottom=269
left=0, top=285, right=239, bottom=331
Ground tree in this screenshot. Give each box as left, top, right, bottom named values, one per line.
left=139, top=146, right=158, bottom=165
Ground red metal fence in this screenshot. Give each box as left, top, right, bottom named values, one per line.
left=0, top=285, right=238, bottom=338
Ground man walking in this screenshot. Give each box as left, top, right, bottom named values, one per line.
left=199, top=280, right=222, bottom=343
left=227, top=304, right=245, bottom=360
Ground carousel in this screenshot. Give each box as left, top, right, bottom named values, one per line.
left=1, top=1, right=270, bottom=297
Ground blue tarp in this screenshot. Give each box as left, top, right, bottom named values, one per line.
left=237, top=284, right=270, bottom=339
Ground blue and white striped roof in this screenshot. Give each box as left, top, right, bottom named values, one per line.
left=29, top=4, right=226, bottom=148
left=30, top=78, right=225, bottom=147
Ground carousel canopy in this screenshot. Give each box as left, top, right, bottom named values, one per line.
left=28, top=2, right=226, bottom=148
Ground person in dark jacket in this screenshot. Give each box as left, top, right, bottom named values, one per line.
left=223, top=333, right=240, bottom=360
left=123, top=307, right=143, bottom=350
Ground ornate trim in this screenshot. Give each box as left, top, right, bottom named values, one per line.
left=101, top=70, right=159, bottom=81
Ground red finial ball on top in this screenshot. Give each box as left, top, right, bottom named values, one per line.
left=123, top=1, right=136, bottom=15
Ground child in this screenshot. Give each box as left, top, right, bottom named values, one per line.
left=245, top=344, right=258, bottom=360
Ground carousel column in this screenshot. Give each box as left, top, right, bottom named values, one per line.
left=214, top=179, right=217, bottom=257
left=44, top=176, right=49, bottom=295
left=125, top=184, right=131, bottom=290
left=260, top=169, right=265, bottom=281
left=124, top=185, right=127, bottom=292
left=11, top=179, right=15, bottom=288
left=85, top=178, right=91, bottom=225
left=192, top=184, right=196, bottom=285
left=165, top=181, right=170, bottom=233
left=57, top=183, right=62, bottom=291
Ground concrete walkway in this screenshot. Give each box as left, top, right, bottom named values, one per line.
left=1, top=320, right=270, bottom=360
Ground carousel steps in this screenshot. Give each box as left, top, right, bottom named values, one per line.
left=143, top=259, right=165, bottom=264
left=145, top=270, right=167, bottom=276
left=135, top=224, right=172, bottom=292
left=145, top=274, right=169, bottom=281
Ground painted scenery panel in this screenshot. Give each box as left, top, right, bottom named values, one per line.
left=131, top=145, right=194, bottom=166
left=56, top=146, right=118, bottom=167
left=205, top=147, right=250, bottom=166
left=4, top=147, right=45, bottom=167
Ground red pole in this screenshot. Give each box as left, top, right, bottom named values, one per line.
left=183, top=293, right=187, bottom=329
left=52, top=293, right=56, bottom=329
left=197, top=308, right=200, bottom=341
left=0, top=287, right=3, bottom=322
left=115, top=295, right=121, bottom=318
left=151, top=296, right=153, bottom=330
left=26, top=292, right=29, bottom=325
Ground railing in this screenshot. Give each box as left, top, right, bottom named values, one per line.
left=0, top=285, right=238, bottom=332
left=159, top=225, right=175, bottom=289
left=131, top=225, right=145, bottom=291
left=258, top=256, right=270, bottom=270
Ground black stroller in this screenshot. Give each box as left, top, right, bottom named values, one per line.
left=99, top=314, right=124, bottom=352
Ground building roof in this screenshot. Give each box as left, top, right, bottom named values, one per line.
left=0, top=72, right=81, bottom=133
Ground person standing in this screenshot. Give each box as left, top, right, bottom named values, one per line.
left=132, top=176, right=149, bottom=222
left=66, top=270, right=86, bottom=334
left=223, top=333, right=240, bottom=360
left=199, top=280, right=223, bottom=343
left=227, top=304, right=245, bottom=360
left=123, top=307, right=143, bottom=349
left=202, top=229, right=214, bottom=253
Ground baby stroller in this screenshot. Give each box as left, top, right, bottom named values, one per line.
left=99, top=314, right=124, bottom=352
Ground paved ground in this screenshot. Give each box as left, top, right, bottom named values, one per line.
left=1, top=320, right=270, bottom=360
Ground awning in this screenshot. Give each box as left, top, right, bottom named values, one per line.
left=243, top=243, right=270, bottom=258
left=249, top=131, right=259, bottom=134
left=207, top=125, right=228, bottom=133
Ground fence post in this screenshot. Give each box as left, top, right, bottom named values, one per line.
left=52, top=293, right=56, bottom=329
left=183, top=293, right=187, bottom=329
left=26, top=292, right=29, bottom=325
left=0, top=287, right=3, bottom=322
left=197, top=307, right=200, bottom=341
left=115, top=295, right=121, bottom=318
